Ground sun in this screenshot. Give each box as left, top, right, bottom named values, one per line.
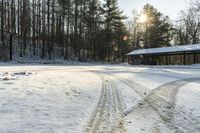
left=139, top=13, right=147, bottom=23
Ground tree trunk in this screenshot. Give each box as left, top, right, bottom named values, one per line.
left=1, top=0, right=4, bottom=46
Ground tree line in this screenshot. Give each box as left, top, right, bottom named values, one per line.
left=0, top=0, right=129, bottom=62
left=128, top=1, right=200, bottom=51
left=0, top=0, right=199, bottom=63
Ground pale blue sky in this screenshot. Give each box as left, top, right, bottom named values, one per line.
left=118, top=0, right=188, bottom=20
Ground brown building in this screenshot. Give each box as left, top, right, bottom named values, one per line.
left=127, top=44, right=200, bottom=65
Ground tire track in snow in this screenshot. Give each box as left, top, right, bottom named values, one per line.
left=85, top=72, right=126, bottom=133
left=118, top=77, right=200, bottom=132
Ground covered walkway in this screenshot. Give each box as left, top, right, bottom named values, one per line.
left=127, top=44, right=200, bottom=65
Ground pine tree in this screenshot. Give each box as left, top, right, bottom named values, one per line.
left=0, top=0, right=129, bottom=62
left=137, top=4, right=173, bottom=48
left=102, top=0, right=127, bottom=62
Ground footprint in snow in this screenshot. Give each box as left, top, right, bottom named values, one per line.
left=65, top=92, right=70, bottom=96
left=0, top=88, right=5, bottom=90
left=71, top=88, right=81, bottom=95
left=65, top=88, right=82, bottom=98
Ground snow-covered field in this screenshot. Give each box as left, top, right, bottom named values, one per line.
left=0, top=63, right=200, bottom=133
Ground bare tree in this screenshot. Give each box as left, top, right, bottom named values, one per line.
left=190, top=0, right=200, bottom=10
left=181, top=7, right=200, bottom=44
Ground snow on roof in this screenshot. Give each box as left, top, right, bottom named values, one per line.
left=127, top=43, right=200, bottom=56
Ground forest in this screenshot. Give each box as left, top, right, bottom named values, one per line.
left=0, top=0, right=199, bottom=63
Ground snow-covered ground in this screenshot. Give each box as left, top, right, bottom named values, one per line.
left=0, top=63, right=200, bottom=133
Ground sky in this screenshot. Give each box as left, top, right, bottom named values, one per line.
left=118, top=0, right=188, bottom=20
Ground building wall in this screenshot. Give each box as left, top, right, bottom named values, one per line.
left=128, top=53, right=200, bottom=65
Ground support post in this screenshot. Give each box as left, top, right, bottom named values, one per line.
left=180, top=54, right=182, bottom=65
left=128, top=56, right=130, bottom=64
left=166, top=55, right=168, bottom=65
left=184, top=52, right=186, bottom=65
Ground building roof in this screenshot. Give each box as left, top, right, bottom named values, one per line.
left=127, top=43, right=200, bottom=56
